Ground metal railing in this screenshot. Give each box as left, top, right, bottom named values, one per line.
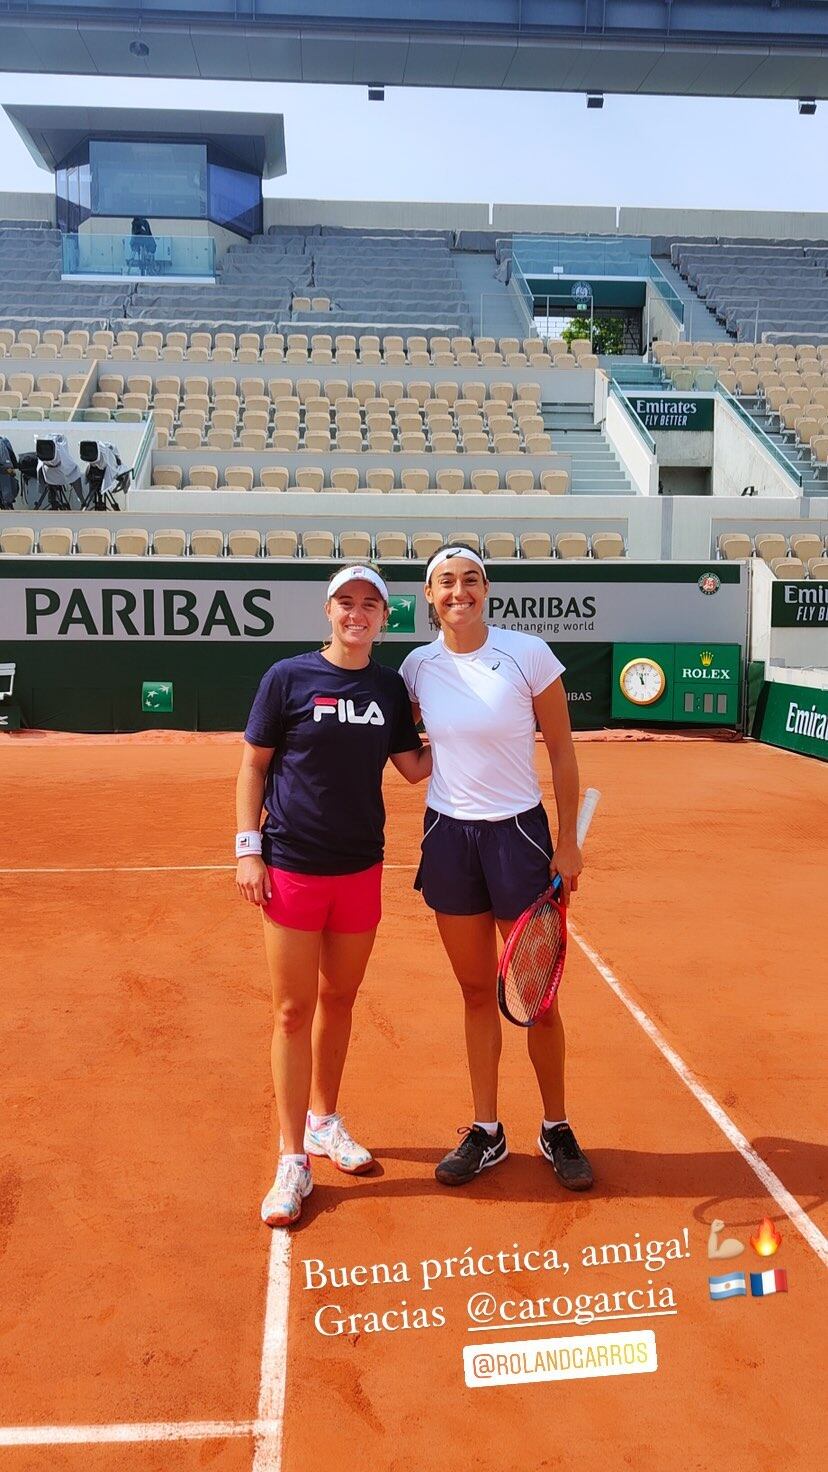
left=716, top=383, right=803, bottom=489
left=61, top=234, right=216, bottom=280
left=608, top=381, right=656, bottom=453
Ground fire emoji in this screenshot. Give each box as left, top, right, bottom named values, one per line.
left=750, top=1217, right=782, bottom=1257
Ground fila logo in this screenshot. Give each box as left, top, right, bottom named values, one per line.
left=313, top=697, right=385, bottom=726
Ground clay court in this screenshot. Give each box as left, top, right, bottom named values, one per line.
left=0, top=731, right=825, bottom=1471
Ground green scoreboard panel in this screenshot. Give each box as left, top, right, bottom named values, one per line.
left=612, top=644, right=741, bottom=726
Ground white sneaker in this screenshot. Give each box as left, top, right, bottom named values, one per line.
left=304, top=1113, right=373, bottom=1174
left=260, top=1157, right=313, bottom=1227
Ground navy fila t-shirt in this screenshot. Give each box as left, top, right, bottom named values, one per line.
left=244, top=650, right=421, bottom=875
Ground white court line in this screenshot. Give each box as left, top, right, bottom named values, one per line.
left=0, top=863, right=418, bottom=874
left=0, top=1419, right=272, bottom=1446
left=568, top=920, right=828, bottom=1270
left=251, top=1229, right=293, bottom=1472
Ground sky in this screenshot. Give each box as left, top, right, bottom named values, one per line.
left=1, top=73, right=826, bottom=211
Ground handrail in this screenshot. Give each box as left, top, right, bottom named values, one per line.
left=716, top=383, right=803, bottom=489
left=647, top=258, right=685, bottom=327
left=608, top=382, right=655, bottom=453
left=508, top=259, right=535, bottom=337
left=130, top=413, right=156, bottom=490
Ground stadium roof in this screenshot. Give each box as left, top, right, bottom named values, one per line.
left=0, top=2, right=827, bottom=97
left=2, top=105, right=287, bottom=178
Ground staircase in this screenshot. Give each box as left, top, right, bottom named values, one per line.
left=738, top=397, right=827, bottom=496
left=544, top=403, right=634, bottom=495
left=654, top=260, right=733, bottom=344
left=452, top=251, right=528, bottom=340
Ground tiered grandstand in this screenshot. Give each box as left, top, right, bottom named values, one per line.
left=1, top=205, right=828, bottom=582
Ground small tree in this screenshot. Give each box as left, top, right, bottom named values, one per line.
left=560, top=314, right=625, bottom=355
left=592, top=316, right=625, bottom=355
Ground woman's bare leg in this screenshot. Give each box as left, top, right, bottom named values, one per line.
left=261, top=915, right=321, bottom=1154
left=310, top=928, right=377, bottom=1116
left=435, top=911, right=501, bottom=1121
left=494, top=916, right=566, bottom=1120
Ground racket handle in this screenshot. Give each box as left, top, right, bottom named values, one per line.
left=550, top=788, right=601, bottom=896
left=576, top=787, right=601, bottom=848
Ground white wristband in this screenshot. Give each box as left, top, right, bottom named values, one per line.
left=236, top=831, right=263, bottom=858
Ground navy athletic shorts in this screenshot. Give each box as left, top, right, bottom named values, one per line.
left=414, top=802, right=553, bottom=919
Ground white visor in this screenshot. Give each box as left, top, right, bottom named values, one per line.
left=425, top=545, right=487, bottom=584
left=326, top=565, right=389, bottom=602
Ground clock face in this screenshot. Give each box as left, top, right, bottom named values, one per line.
left=619, top=657, right=666, bottom=706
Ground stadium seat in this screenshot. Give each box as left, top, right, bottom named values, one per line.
left=152, top=529, right=186, bottom=557
left=331, top=468, right=360, bottom=493
left=592, top=532, right=626, bottom=559
left=448, top=532, right=481, bottom=553
left=114, top=529, right=150, bottom=556
left=228, top=530, right=262, bottom=557
left=809, top=558, right=828, bottom=579
left=191, top=530, right=224, bottom=557
left=339, top=532, right=372, bottom=558
left=755, top=533, right=788, bottom=562
left=436, top=469, right=465, bottom=494
left=483, top=532, right=517, bottom=558
left=412, top=533, right=443, bottom=560
left=401, top=469, right=430, bottom=494
left=520, top=532, right=553, bottom=559
left=790, top=533, right=824, bottom=563
left=266, top=530, right=299, bottom=558
left=296, top=468, right=325, bottom=493
left=188, top=466, right=220, bottom=491
left=376, top=533, right=408, bottom=559
left=471, top=470, right=500, bottom=494
left=38, top=527, right=74, bottom=555
left=225, top=467, right=255, bottom=492
left=770, top=557, right=805, bottom=579
left=366, top=468, right=395, bottom=493
left=719, top=533, right=753, bottom=560
left=556, top=532, right=589, bottom=559
left=0, top=527, right=35, bottom=555
left=77, top=528, right=112, bottom=556
left=540, top=470, right=569, bottom=494
left=302, top=531, right=335, bottom=558
left=506, top=470, right=535, bottom=494
left=259, top=467, right=290, bottom=492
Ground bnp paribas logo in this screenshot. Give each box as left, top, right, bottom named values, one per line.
left=386, top=594, right=416, bottom=634
left=700, top=650, right=714, bottom=667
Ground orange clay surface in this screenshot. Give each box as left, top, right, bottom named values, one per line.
left=0, top=732, right=825, bottom=1471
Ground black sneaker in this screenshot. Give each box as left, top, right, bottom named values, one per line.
left=435, top=1123, right=508, bottom=1186
left=539, top=1122, right=594, bottom=1191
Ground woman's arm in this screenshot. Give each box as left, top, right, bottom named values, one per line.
left=390, top=743, right=432, bottom=784
left=235, top=740, right=275, bottom=906
left=533, top=679, right=582, bottom=905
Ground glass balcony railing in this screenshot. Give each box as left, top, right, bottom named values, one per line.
left=513, top=235, right=652, bottom=278
left=512, top=235, right=684, bottom=326
left=61, top=234, right=216, bottom=280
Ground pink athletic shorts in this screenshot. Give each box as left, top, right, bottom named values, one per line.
left=262, top=862, right=382, bottom=934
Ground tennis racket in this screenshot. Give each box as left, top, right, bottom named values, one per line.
left=497, top=788, right=601, bottom=1028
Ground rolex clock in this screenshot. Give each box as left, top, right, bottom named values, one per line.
left=611, top=644, right=675, bottom=722
left=618, top=656, right=666, bottom=707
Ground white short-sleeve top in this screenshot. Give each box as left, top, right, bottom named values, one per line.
left=400, top=626, right=565, bottom=821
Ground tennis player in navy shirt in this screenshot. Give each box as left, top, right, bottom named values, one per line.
left=236, top=566, right=429, bottom=1227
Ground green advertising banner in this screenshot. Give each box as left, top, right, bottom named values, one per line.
left=771, top=581, right=828, bottom=628
left=753, top=679, right=828, bottom=761
left=626, top=395, right=714, bottom=432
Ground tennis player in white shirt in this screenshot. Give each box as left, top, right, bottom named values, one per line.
left=400, top=547, right=594, bottom=1191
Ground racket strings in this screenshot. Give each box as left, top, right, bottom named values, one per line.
left=502, top=902, right=565, bottom=1025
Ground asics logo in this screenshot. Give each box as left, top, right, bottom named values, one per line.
left=313, top=696, right=385, bottom=726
